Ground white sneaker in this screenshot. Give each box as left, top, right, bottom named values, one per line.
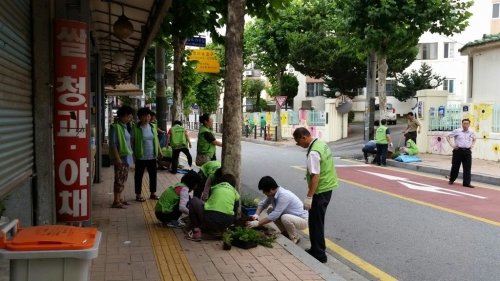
left=166, top=220, right=185, bottom=228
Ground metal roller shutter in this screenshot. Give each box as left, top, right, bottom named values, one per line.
left=0, top=0, right=34, bottom=191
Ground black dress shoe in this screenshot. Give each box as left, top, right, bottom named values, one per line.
left=463, top=184, right=474, bottom=188
left=448, top=181, right=453, bottom=185
left=305, top=248, right=327, bottom=263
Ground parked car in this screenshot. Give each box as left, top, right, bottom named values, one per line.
left=374, top=103, right=397, bottom=125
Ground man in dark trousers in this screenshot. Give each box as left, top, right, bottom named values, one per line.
left=293, top=127, right=338, bottom=263
left=446, top=118, right=476, bottom=188
left=374, top=119, right=393, bottom=167
left=167, top=120, right=192, bottom=174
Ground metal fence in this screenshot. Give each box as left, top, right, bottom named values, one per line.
left=288, top=111, right=299, bottom=125
left=493, top=104, right=500, bottom=133
left=241, top=124, right=277, bottom=141
left=307, top=111, right=326, bottom=126
left=428, top=104, right=461, bottom=131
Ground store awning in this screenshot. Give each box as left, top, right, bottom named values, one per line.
left=105, top=83, right=143, bottom=97
left=90, top=0, right=172, bottom=86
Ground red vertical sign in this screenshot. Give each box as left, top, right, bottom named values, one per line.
left=54, top=19, right=89, bottom=221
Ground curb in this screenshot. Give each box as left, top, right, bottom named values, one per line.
left=275, top=236, right=347, bottom=281
left=386, top=160, right=500, bottom=186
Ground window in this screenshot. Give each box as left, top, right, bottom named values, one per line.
left=416, top=43, right=438, bottom=60
left=306, top=83, right=324, bottom=97
left=493, top=3, right=500, bottom=19
left=375, top=80, right=395, bottom=96
left=444, top=42, right=455, bottom=58
left=443, top=79, right=455, bottom=94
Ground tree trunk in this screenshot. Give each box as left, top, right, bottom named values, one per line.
left=222, top=0, right=246, bottom=192
left=172, top=36, right=187, bottom=124
left=377, top=53, right=388, bottom=121
left=156, top=46, right=167, bottom=131
left=275, top=71, right=283, bottom=141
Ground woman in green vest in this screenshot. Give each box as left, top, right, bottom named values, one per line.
left=131, top=108, right=163, bottom=201
left=196, top=114, right=222, bottom=166
left=109, top=105, right=134, bottom=209
left=155, top=170, right=200, bottom=228
left=185, top=174, right=239, bottom=242
left=194, top=160, right=221, bottom=199
left=158, top=145, right=173, bottom=170
left=400, top=133, right=419, bottom=155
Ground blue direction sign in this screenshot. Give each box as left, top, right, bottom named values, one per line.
left=186, top=37, right=206, bottom=47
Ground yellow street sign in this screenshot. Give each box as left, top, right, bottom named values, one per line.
left=188, top=50, right=220, bottom=73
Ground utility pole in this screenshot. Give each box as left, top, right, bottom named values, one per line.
left=365, top=51, right=377, bottom=141
left=156, top=46, right=167, bottom=131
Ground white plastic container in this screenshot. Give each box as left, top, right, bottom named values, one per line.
left=0, top=219, right=101, bottom=281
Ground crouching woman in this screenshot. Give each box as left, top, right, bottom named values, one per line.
left=185, top=174, right=239, bottom=241
left=400, top=133, right=419, bottom=155
left=155, top=170, right=200, bottom=228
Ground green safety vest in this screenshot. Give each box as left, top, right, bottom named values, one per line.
left=200, top=161, right=221, bottom=177
left=204, top=182, right=239, bottom=215
left=197, top=125, right=216, bottom=158
left=306, top=139, right=338, bottom=194
left=161, top=146, right=173, bottom=158
left=170, top=125, right=187, bottom=148
left=375, top=126, right=389, bottom=144
left=155, top=183, right=184, bottom=213
left=406, top=139, right=419, bottom=155
left=132, top=124, right=158, bottom=158
left=109, top=122, right=133, bottom=159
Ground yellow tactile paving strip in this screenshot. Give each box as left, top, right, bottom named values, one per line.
left=140, top=176, right=197, bottom=281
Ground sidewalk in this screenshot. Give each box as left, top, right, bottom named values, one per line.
left=90, top=165, right=343, bottom=281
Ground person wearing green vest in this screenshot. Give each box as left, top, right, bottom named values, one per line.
left=293, top=127, right=338, bottom=263
left=194, top=160, right=222, bottom=200
left=167, top=120, right=192, bottom=174
left=150, top=111, right=166, bottom=135
left=248, top=118, right=255, bottom=136
left=400, top=132, right=419, bottom=155
left=185, top=174, right=239, bottom=242
left=374, top=119, right=393, bottom=167
left=196, top=113, right=222, bottom=166
left=155, top=170, right=200, bottom=228
left=158, top=145, right=173, bottom=170
left=109, top=105, right=134, bottom=209
left=260, top=116, right=266, bottom=137
left=131, top=107, right=163, bottom=202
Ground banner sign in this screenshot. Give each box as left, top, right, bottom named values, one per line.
left=54, top=19, right=90, bottom=221
left=188, top=50, right=220, bottom=73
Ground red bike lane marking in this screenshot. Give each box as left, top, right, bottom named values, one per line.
left=336, top=166, right=500, bottom=224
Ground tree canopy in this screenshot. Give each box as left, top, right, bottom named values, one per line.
left=393, top=63, right=445, bottom=102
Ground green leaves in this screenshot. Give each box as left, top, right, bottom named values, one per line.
left=393, top=62, right=445, bottom=102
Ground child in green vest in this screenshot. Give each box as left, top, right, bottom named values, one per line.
left=155, top=170, right=200, bottom=227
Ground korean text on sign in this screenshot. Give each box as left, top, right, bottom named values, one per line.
left=53, top=19, right=90, bottom=222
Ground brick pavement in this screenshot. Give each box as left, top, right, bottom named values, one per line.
left=90, top=163, right=327, bottom=281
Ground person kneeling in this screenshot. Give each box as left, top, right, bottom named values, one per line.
left=185, top=174, right=239, bottom=242
left=247, top=176, right=308, bottom=244
left=400, top=133, right=419, bottom=155
left=155, top=170, right=200, bottom=228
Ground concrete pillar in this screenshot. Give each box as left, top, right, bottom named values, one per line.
left=324, top=99, right=348, bottom=142
left=415, top=89, right=449, bottom=153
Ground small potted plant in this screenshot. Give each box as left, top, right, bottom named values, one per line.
left=229, top=226, right=259, bottom=249
left=222, top=232, right=232, bottom=250
left=241, top=193, right=260, bottom=216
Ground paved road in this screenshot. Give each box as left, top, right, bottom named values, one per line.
left=181, top=137, right=500, bottom=281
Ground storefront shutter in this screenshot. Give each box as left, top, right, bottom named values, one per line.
left=0, top=0, right=34, bottom=191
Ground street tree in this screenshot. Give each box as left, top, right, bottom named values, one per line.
left=156, top=0, right=222, bottom=124
left=268, top=74, right=298, bottom=109
left=222, top=0, right=291, bottom=190
left=334, top=0, right=473, bottom=119
left=195, top=73, right=220, bottom=114
left=244, top=7, right=297, bottom=140
left=393, top=63, right=445, bottom=102
left=243, top=79, right=266, bottom=112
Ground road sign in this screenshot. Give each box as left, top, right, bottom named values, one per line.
left=275, top=96, right=287, bottom=108
left=186, top=37, right=206, bottom=47
left=188, top=50, right=220, bottom=73
left=167, top=99, right=173, bottom=105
